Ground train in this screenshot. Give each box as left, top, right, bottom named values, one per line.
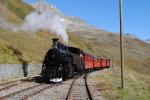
left=40, top=38, right=112, bottom=82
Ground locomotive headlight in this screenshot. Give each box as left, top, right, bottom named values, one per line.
left=59, top=67, right=61, bottom=70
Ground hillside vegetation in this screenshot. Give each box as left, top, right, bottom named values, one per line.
left=0, top=0, right=91, bottom=64
left=0, top=0, right=150, bottom=99
left=0, top=0, right=34, bottom=19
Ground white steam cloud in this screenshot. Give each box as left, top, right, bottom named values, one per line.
left=0, top=0, right=68, bottom=43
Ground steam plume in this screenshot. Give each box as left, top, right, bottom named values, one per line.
left=0, top=0, right=68, bottom=43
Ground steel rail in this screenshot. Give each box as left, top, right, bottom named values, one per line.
left=65, top=78, right=76, bottom=100
left=85, top=73, right=93, bottom=100
left=21, top=83, right=61, bottom=100
left=0, top=84, right=41, bottom=100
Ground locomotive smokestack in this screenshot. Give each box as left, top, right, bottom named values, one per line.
left=52, top=38, right=59, bottom=48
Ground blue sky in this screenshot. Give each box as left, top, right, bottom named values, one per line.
left=26, top=0, right=150, bottom=40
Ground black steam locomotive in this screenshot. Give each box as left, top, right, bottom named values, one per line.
left=41, top=38, right=84, bottom=82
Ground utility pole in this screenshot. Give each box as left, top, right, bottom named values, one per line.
left=119, top=0, right=124, bottom=89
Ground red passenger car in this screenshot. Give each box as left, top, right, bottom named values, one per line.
left=93, top=57, right=100, bottom=68
left=101, top=58, right=107, bottom=68
left=83, top=52, right=112, bottom=70
left=83, top=53, right=94, bottom=69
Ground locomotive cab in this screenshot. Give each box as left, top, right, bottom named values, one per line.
left=68, top=47, right=85, bottom=75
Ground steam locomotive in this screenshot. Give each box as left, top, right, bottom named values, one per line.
left=41, top=38, right=112, bottom=82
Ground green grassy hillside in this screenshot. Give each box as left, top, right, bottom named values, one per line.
left=0, top=0, right=34, bottom=19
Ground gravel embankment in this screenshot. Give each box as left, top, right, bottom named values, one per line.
left=28, top=79, right=73, bottom=100
left=87, top=71, right=105, bottom=100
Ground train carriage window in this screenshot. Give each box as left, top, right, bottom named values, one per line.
left=88, top=56, right=91, bottom=61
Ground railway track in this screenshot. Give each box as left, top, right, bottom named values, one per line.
left=66, top=74, right=93, bottom=100
left=0, top=75, right=39, bottom=86
left=21, top=83, right=61, bottom=100
left=0, top=81, right=25, bottom=91
left=0, top=82, right=61, bottom=100
left=0, top=76, right=38, bottom=92
left=0, top=75, right=61, bottom=100
left=0, top=72, right=104, bottom=100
